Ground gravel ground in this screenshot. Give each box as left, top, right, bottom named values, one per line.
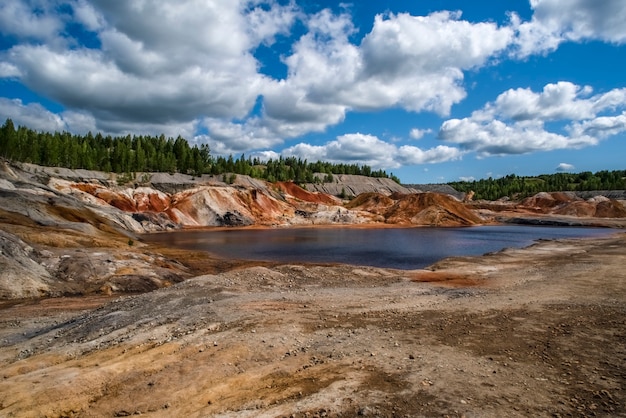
left=0, top=233, right=624, bottom=417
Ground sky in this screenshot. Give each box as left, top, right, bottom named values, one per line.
left=0, top=0, right=625, bottom=184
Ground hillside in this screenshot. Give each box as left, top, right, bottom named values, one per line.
left=0, top=159, right=484, bottom=298
left=1, top=157, right=625, bottom=300
left=346, top=192, right=483, bottom=226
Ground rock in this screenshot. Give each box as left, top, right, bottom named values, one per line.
left=0, top=230, right=52, bottom=298
left=304, top=174, right=418, bottom=197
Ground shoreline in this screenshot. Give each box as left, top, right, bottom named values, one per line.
left=140, top=223, right=621, bottom=272
left=141, top=212, right=626, bottom=236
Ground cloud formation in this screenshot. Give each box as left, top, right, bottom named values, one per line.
left=514, top=0, right=626, bottom=56
left=283, top=133, right=462, bottom=169
left=1, top=0, right=296, bottom=135
left=0, top=2, right=513, bottom=145
left=439, top=82, right=626, bottom=156
left=556, top=163, right=575, bottom=172
left=0, top=0, right=624, bottom=174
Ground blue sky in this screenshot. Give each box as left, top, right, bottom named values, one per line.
left=0, top=0, right=625, bottom=183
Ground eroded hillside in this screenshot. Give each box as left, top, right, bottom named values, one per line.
left=1, top=158, right=625, bottom=299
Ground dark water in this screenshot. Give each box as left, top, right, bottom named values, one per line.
left=143, top=225, right=612, bottom=270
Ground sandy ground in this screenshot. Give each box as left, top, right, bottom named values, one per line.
left=0, top=232, right=625, bottom=417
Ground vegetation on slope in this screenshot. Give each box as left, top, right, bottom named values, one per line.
left=0, top=118, right=399, bottom=184
left=449, top=171, right=626, bottom=200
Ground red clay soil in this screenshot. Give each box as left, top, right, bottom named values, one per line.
left=345, top=192, right=395, bottom=214
left=168, top=194, right=200, bottom=224
left=384, top=192, right=483, bottom=225
left=520, top=192, right=626, bottom=218
left=520, top=192, right=579, bottom=211
left=241, top=188, right=292, bottom=221
left=552, top=201, right=597, bottom=217
left=595, top=200, right=626, bottom=218
left=134, top=191, right=171, bottom=212
left=275, top=181, right=339, bottom=205
left=71, top=183, right=137, bottom=212
left=71, top=183, right=172, bottom=213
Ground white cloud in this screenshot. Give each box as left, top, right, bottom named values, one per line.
left=0, top=96, right=202, bottom=138
left=200, top=118, right=284, bottom=155
left=439, top=82, right=626, bottom=157
left=259, top=8, right=514, bottom=141
left=0, top=98, right=66, bottom=132
left=60, top=110, right=97, bottom=134
left=72, top=0, right=106, bottom=31
left=487, top=82, right=595, bottom=121
left=397, top=144, right=463, bottom=165
left=356, top=11, right=513, bottom=114
left=556, top=163, right=575, bottom=172
left=0, top=62, right=21, bottom=78
left=439, top=117, right=597, bottom=156
left=568, top=111, right=626, bottom=139
left=514, top=0, right=626, bottom=56
left=282, top=133, right=462, bottom=169
left=0, top=0, right=64, bottom=41
left=244, top=1, right=299, bottom=46
left=2, top=0, right=624, bottom=170
left=250, top=150, right=281, bottom=162
left=475, top=82, right=626, bottom=122
left=1, top=2, right=518, bottom=156
left=2, top=0, right=295, bottom=137
left=409, top=128, right=432, bottom=140
left=459, top=176, right=475, bottom=182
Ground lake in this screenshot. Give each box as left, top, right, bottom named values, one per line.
left=142, top=225, right=613, bottom=270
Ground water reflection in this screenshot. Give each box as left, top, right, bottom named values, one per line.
left=144, top=225, right=611, bottom=270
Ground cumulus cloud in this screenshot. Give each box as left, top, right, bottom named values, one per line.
left=245, top=8, right=514, bottom=153
left=568, top=112, right=626, bottom=139
left=409, top=128, right=432, bottom=140
left=72, top=0, right=106, bottom=31
left=282, top=133, right=462, bottom=169
left=1, top=0, right=624, bottom=171
left=185, top=6, right=513, bottom=153
left=439, top=82, right=626, bottom=156
left=513, top=0, right=626, bottom=56
left=439, top=118, right=597, bottom=156
left=0, top=96, right=202, bottom=138
left=556, top=163, right=575, bottom=172
left=2, top=0, right=296, bottom=137
left=0, top=98, right=66, bottom=132
left=199, top=117, right=286, bottom=155
left=475, top=82, right=626, bottom=122
left=0, top=0, right=64, bottom=41
left=270, top=9, right=512, bottom=119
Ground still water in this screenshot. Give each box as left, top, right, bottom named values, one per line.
left=143, top=225, right=612, bottom=270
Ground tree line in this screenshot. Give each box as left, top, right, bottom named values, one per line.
left=0, top=118, right=211, bottom=175
left=0, top=118, right=399, bottom=183
left=449, top=171, right=626, bottom=200
left=208, top=154, right=399, bottom=184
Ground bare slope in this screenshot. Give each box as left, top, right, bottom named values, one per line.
left=347, top=192, right=483, bottom=226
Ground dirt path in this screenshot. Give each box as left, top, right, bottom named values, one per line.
left=0, top=233, right=625, bottom=417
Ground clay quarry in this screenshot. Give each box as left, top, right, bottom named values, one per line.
left=1, top=159, right=625, bottom=417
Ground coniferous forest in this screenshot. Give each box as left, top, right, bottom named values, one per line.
left=449, top=171, right=626, bottom=200
left=0, top=119, right=399, bottom=183
left=1, top=118, right=623, bottom=196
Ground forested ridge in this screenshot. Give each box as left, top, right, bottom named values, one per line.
left=449, top=171, right=626, bottom=200
left=3, top=118, right=622, bottom=196
left=0, top=119, right=399, bottom=184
